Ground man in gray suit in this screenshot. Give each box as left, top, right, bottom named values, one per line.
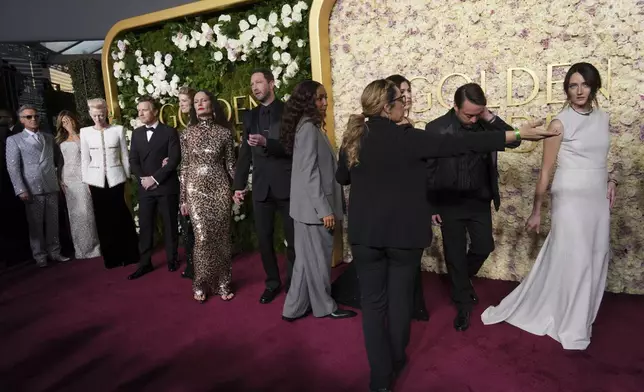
left=281, top=86, right=356, bottom=322
left=6, top=105, right=69, bottom=267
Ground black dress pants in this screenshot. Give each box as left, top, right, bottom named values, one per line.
left=440, top=199, right=494, bottom=311
left=253, top=189, right=295, bottom=290
left=89, top=181, right=139, bottom=268
left=352, top=244, right=423, bottom=391
left=137, top=193, right=179, bottom=268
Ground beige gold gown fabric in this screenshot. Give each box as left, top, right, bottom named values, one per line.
left=180, top=119, right=235, bottom=296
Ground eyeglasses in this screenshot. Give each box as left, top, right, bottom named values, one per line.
left=390, top=95, right=407, bottom=105
left=20, top=114, right=39, bottom=120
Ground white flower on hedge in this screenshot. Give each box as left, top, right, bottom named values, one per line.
left=282, top=16, right=293, bottom=28
left=282, top=4, right=292, bottom=17
left=213, top=51, right=224, bottom=61
left=164, top=54, right=172, bottom=66
left=117, top=40, right=126, bottom=51
left=172, top=33, right=189, bottom=51
left=135, top=50, right=142, bottom=57
left=257, top=18, right=268, bottom=30
left=137, top=57, right=144, bottom=64
left=154, top=57, right=162, bottom=67
left=269, top=12, right=278, bottom=26
left=272, top=36, right=282, bottom=47
left=201, top=23, right=212, bottom=33
left=113, top=69, right=122, bottom=78
left=272, top=51, right=281, bottom=61
left=283, top=94, right=291, bottom=101
left=292, top=12, right=303, bottom=23
left=274, top=79, right=281, bottom=88
left=239, top=20, right=250, bottom=31
left=241, top=54, right=248, bottom=61
left=240, top=30, right=254, bottom=45
left=111, top=51, right=118, bottom=60
left=252, top=36, right=265, bottom=48
left=297, top=39, right=306, bottom=48
left=123, top=39, right=130, bottom=46
left=272, top=66, right=283, bottom=80
left=146, top=84, right=154, bottom=94
left=189, top=38, right=198, bottom=48
left=137, top=86, right=145, bottom=95
left=227, top=49, right=238, bottom=62
left=280, top=36, right=291, bottom=50
left=248, top=14, right=258, bottom=25
left=281, top=52, right=292, bottom=65
left=117, top=80, right=123, bottom=87
left=154, top=51, right=162, bottom=59
left=117, top=51, right=125, bottom=60
left=218, top=14, right=231, bottom=22
left=296, top=1, right=308, bottom=11
left=146, top=64, right=156, bottom=74
left=285, top=61, right=299, bottom=78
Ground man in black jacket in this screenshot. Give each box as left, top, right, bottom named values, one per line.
left=426, top=83, right=520, bottom=331
left=128, top=96, right=182, bottom=280
left=233, top=68, right=295, bottom=304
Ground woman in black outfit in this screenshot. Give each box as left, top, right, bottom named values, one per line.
left=337, top=79, right=556, bottom=392
left=331, top=74, right=430, bottom=321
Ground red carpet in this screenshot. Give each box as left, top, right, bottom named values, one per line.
left=1, top=251, right=643, bottom=392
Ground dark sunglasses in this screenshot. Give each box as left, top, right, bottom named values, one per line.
left=21, top=114, right=40, bottom=120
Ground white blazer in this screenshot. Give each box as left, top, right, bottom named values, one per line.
left=80, top=125, right=131, bottom=188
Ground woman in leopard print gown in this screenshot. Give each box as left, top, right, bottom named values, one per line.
left=180, top=90, right=236, bottom=302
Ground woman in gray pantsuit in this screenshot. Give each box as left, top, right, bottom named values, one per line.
left=280, top=80, right=356, bottom=322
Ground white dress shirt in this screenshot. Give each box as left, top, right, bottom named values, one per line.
left=145, top=121, right=159, bottom=142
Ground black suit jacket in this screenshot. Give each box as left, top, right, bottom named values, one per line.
left=233, top=100, right=292, bottom=201
left=129, top=122, right=181, bottom=196
left=336, top=116, right=508, bottom=250
left=425, top=110, right=520, bottom=212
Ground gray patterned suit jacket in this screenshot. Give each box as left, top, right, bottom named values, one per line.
left=5, top=130, right=61, bottom=196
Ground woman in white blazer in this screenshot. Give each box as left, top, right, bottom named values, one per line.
left=80, top=98, right=139, bottom=269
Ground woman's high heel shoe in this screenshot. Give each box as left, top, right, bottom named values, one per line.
left=194, top=289, right=206, bottom=304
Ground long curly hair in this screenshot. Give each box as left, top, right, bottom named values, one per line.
left=280, top=80, right=324, bottom=155
left=341, top=79, right=397, bottom=168
left=55, top=110, right=81, bottom=144
left=189, top=90, right=232, bottom=130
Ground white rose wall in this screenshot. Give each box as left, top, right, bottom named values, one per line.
left=328, top=0, right=644, bottom=294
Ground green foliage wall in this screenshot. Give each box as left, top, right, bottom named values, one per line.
left=110, top=0, right=313, bottom=253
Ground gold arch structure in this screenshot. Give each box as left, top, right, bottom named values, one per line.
left=101, top=0, right=344, bottom=265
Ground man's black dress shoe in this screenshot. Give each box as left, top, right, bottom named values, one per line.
left=325, top=309, right=357, bottom=319
left=282, top=308, right=312, bottom=322
left=168, top=261, right=179, bottom=272
left=259, top=287, right=280, bottom=304
left=413, top=308, right=430, bottom=321
left=128, top=264, right=153, bottom=280
left=454, top=309, right=471, bottom=331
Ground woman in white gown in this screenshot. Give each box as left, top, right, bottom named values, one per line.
left=56, top=111, right=101, bottom=259
left=481, top=62, right=618, bottom=350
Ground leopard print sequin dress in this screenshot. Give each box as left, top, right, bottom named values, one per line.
left=180, top=118, right=235, bottom=296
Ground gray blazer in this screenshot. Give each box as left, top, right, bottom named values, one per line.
left=5, top=130, right=60, bottom=196
left=289, top=117, right=343, bottom=225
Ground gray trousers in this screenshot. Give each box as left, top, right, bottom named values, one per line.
left=24, top=192, right=61, bottom=263
left=282, top=220, right=337, bottom=318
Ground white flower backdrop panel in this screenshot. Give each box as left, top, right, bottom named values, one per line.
left=328, top=0, right=644, bottom=294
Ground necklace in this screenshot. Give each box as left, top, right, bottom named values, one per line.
left=571, top=106, right=593, bottom=116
